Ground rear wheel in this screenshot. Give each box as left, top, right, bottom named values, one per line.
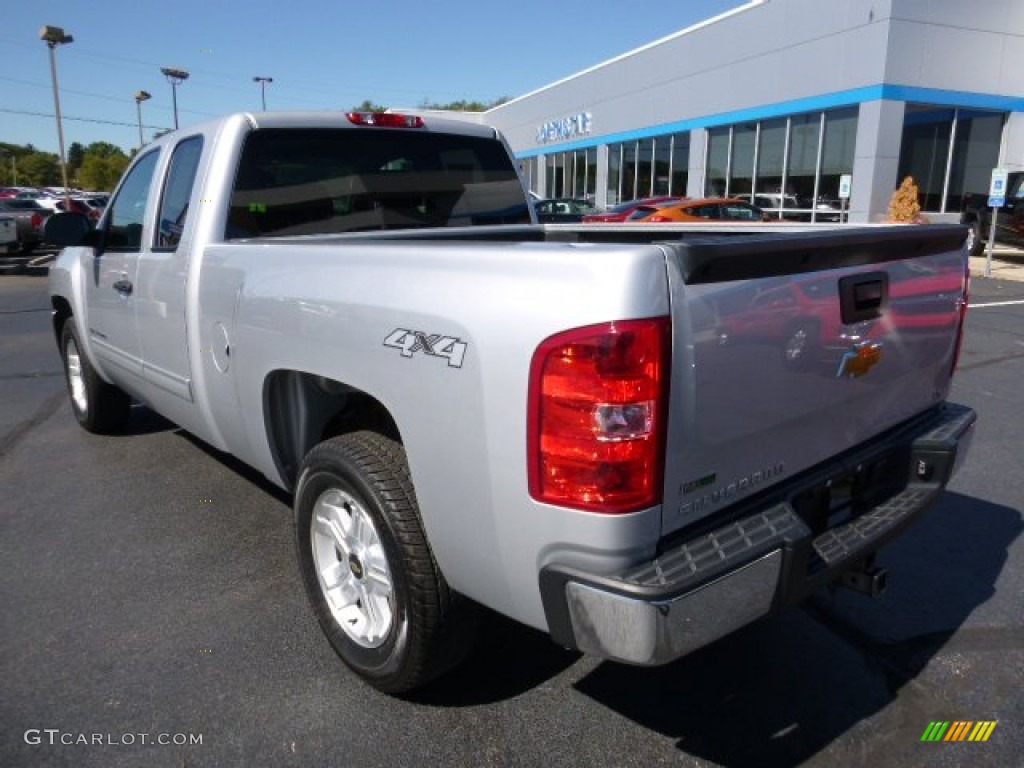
left=60, top=320, right=131, bottom=433
left=294, top=431, right=476, bottom=693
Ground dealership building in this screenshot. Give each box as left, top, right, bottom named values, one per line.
left=474, top=0, right=1023, bottom=222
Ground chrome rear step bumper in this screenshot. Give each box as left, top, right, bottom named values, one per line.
left=540, top=403, right=976, bottom=665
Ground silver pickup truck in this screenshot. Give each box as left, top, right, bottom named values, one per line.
left=46, top=111, right=976, bottom=693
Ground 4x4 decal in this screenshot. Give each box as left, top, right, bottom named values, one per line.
left=383, top=328, right=468, bottom=368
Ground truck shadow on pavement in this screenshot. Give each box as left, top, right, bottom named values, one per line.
left=571, top=492, right=1021, bottom=766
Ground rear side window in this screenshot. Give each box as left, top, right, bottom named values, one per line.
left=155, top=136, right=203, bottom=250
left=105, top=150, right=160, bottom=251
left=226, top=128, right=528, bottom=238
left=691, top=205, right=720, bottom=219
left=722, top=203, right=761, bottom=221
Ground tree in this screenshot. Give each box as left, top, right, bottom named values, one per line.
left=417, top=97, right=511, bottom=112
left=68, top=142, right=85, bottom=174
left=888, top=176, right=923, bottom=223
left=352, top=99, right=388, bottom=112
left=18, top=152, right=61, bottom=186
left=78, top=152, right=130, bottom=191
left=84, top=141, right=124, bottom=159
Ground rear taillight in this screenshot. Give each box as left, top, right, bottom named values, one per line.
left=528, top=318, right=671, bottom=513
left=346, top=111, right=424, bottom=128
left=648, top=215, right=670, bottom=223
left=31, top=212, right=43, bottom=229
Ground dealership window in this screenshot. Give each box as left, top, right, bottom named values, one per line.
left=636, top=138, right=655, bottom=198
left=704, top=107, right=857, bottom=220
left=521, top=157, right=538, bottom=194
left=654, top=137, right=671, bottom=195
left=728, top=122, right=756, bottom=197
left=606, top=144, right=622, bottom=205
left=670, top=133, right=689, bottom=195
left=819, top=107, right=858, bottom=205
left=571, top=147, right=597, bottom=200
left=898, top=105, right=1005, bottom=212
left=618, top=141, right=634, bottom=201
left=706, top=126, right=730, bottom=197
left=755, top=118, right=787, bottom=212
left=604, top=132, right=690, bottom=203
left=545, top=153, right=564, bottom=197
left=786, top=113, right=820, bottom=210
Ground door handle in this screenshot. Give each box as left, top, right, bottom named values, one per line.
left=838, top=272, right=888, bottom=324
left=113, top=279, right=133, bottom=295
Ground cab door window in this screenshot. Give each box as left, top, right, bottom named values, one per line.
left=105, top=150, right=160, bottom=250
left=155, top=136, right=203, bottom=250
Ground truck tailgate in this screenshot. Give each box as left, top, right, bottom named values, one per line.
left=660, top=225, right=968, bottom=537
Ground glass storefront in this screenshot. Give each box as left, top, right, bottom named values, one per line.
left=704, top=107, right=857, bottom=220
left=522, top=101, right=1007, bottom=218
left=538, top=147, right=598, bottom=199
left=605, top=133, right=689, bottom=205
left=898, top=105, right=1005, bottom=212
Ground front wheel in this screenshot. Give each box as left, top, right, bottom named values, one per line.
left=60, top=320, right=131, bottom=433
left=294, top=431, right=476, bottom=694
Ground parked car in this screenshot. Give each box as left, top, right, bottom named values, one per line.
left=961, top=171, right=1024, bottom=255
left=533, top=197, right=599, bottom=223
left=12, top=189, right=61, bottom=212
left=627, top=197, right=767, bottom=222
left=56, top=197, right=103, bottom=222
left=582, top=195, right=682, bottom=223
left=0, top=214, right=18, bottom=253
left=74, top=196, right=108, bottom=218
left=747, top=193, right=806, bottom=221
left=712, top=260, right=963, bottom=369
left=0, top=198, right=51, bottom=251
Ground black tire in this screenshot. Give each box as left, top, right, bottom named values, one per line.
left=60, top=319, right=131, bottom=433
left=965, top=218, right=984, bottom=257
left=294, top=431, right=476, bottom=694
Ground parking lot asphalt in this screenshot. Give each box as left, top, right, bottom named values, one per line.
left=2, top=269, right=1022, bottom=768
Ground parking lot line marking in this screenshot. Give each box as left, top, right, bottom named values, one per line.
left=968, top=299, right=1024, bottom=308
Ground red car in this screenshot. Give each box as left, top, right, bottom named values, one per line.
left=713, top=261, right=963, bottom=369
left=56, top=198, right=103, bottom=221
left=582, top=195, right=683, bottom=223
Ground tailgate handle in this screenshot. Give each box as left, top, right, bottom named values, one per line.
left=839, top=272, right=888, bottom=324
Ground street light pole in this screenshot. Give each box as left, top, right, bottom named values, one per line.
left=40, top=25, right=73, bottom=203
left=253, top=76, right=273, bottom=110
left=134, top=91, right=151, bottom=149
left=160, top=67, right=189, bottom=129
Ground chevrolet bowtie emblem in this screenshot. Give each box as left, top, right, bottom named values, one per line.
left=837, top=341, right=883, bottom=378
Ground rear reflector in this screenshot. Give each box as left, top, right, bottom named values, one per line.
left=528, top=318, right=671, bottom=513
left=346, top=111, right=425, bottom=128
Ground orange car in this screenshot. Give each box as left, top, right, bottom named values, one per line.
left=627, top=197, right=768, bottom=222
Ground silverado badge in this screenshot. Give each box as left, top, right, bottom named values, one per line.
left=836, top=341, right=883, bottom=378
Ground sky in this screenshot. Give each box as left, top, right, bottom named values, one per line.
left=1, top=0, right=747, bottom=156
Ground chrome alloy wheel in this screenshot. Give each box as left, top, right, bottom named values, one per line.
left=311, top=488, right=394, bottom=648
left=65, top=335, right=88, bottom=416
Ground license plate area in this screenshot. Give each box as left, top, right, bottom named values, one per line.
left=790, top=449, right=909, bottom=538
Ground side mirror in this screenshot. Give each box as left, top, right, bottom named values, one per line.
left=43, top=212, right=96, bottom=247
